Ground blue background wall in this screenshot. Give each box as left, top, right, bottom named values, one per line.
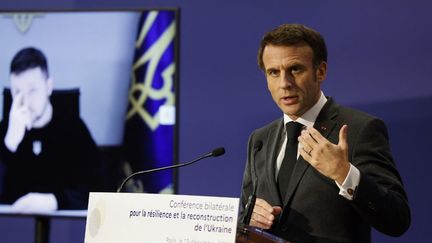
left=1, top=0, right=431, bottom=242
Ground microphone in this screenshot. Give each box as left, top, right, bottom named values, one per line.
left=242, top=140, right=263, bottom=225
left=116, top=147, right=226, bottom=192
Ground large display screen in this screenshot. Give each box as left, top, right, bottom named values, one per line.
left=0, top=10, right=179, bottom=202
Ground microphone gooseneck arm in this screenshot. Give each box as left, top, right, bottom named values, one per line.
left=116, top=147, right=225, bottom=193
left=242, top=141, right=262, bottom=225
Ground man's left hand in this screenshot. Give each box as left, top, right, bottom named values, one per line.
left=298, top=125, right=350, bottom=184
left=10, top=192, right=58, bottom=213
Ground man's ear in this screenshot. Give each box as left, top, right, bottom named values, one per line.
left=316, top=61, right=327, bottom=83
left=46, top=77, right=53, bottom=96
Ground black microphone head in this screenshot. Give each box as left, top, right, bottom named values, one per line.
left=254, top=141, right=263, bottom=151
left=212, top=147, right=225, bottom=157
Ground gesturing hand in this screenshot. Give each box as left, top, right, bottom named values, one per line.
left=249, top=198, right=282, bottom=229
left=298, top=125, right=350, bottom=184
left=4, top=92, right=32, bottom=152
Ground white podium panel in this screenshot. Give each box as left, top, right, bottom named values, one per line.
left=85, top=192, right=239, bottom=243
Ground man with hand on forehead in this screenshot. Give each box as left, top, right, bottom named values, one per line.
left=0, top=47, right=103, bottom=212
left=239, top=24, right=410, bottom=243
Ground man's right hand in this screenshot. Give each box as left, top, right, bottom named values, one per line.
left=4, top=92, right=32, bottom=152
left=249, top=198, right=282, bottom=229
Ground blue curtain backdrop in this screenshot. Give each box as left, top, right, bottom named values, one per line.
left=122, top=10, right=176, bottom=193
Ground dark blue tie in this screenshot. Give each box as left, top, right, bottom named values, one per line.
left=277, top=121, right=303, bottom=200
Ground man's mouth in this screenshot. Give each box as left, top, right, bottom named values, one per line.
left=281, top=95, right=298, bottom=105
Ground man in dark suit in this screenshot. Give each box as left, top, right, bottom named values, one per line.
left=239, top=24, right=410, bottom=243
left=0, top=47, right=104, bottom=211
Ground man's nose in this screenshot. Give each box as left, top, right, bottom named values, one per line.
left=279, top=72, right=294, bottom=89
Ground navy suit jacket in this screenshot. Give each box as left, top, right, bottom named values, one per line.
left=239, top=98, right=410, bottom=243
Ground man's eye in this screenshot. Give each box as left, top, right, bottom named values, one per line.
left=291, top=67, right=302, bottom=74
left=267, top=70, right=279, bottom=77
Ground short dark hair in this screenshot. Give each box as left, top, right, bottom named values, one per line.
left=10, top=47, right=49, bottom=78
left=257, top=24, right=327, bottom=70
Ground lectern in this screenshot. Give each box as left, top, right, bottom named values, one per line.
left=236, top=225, right=288, bottom=243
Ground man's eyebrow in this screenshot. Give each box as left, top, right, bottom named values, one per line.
left=265, top=67, right=279, bottom=73
left=286, top=62, right=306, bottom=67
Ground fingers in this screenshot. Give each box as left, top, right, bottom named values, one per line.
left=298, top=125, right=351, bottom=182
left=299, top=145, right=312, bottom=161
left=250, top=214, right=273, bottom=229
left=255, top=198, right=273, bottom=211
left=17, top=107, right=32, bottom=130
left=306, top=127, right=327, bottom=144
left=299, top=125, right=348, bottom=155
left=11, top=92, right=23, bottom=109
left=298, top=127, right=318, bottom=157
left=299, top=135, right=313, bottom=155
left=10, top=92, right=32, bottom=130
left=23, top=111, right=32, bottom=130
left=15, top=106, right=32, bottom=130
left=298, top=126, right=334, bottom=155
left=4, top=93, right=32, bottom=151
left=250, top=198, right=279, bottom=229
left=338, top=125, right=348, bottom=150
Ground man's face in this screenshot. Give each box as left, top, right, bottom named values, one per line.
left=262, top=44, right=327, bottom=120
left=10, top=67, right=52, bottom=125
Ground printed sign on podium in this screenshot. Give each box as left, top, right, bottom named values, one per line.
left=84, top=192, right=239, bottom=243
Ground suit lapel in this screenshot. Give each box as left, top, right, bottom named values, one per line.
left=265, top=120, right=284, bottom=205
left=282, top=155, right=309, bottom=205
left=314, top=119, right=336, bottom=138
left=281, top=98, right=338, bottom=206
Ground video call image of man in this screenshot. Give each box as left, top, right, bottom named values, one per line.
left=239, top=24, right=410, bottom=243
left=0, top=47, right=104, bottom=212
